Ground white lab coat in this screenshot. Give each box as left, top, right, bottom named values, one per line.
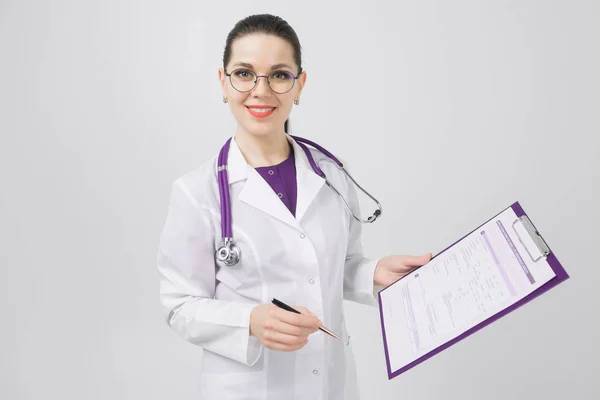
left=157, top=134, right=380, bottom=400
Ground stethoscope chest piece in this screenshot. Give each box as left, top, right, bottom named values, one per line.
left=216, top=238, right=241, bottom=267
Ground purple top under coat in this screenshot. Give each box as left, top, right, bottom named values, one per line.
left=254, top=145, right=297, bottom=216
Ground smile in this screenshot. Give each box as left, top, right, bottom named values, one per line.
left=246, top=106, right=276, bottom=118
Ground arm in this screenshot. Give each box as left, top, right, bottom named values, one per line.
left=340, top=172, right=432, bottom=304
left=342, top=178, right=381, bottom=307
left=157, top=180, right=262, bottom=365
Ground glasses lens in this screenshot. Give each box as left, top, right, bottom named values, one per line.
left=268, top=71, right=295, bottom=93
left=230, top=69, right=257, bottom=92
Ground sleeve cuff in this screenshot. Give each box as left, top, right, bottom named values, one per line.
left=343, top=257, right=381, bottom=307
left=240, top=303, right=263, bottom=366
left=245, top=335, right=263, bottom=365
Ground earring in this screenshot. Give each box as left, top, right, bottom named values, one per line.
left=223, top=98, right=228, bottom=103
left=294, top=99, right=299, bottom=105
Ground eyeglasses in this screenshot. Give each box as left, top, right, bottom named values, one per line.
left=225, top=68, right=299, bottom=94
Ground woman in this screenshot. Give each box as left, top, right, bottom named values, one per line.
left=157, top=13, right=432, bottom=400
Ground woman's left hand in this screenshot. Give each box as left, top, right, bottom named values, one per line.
left=373, top=253, right=433, bottom=287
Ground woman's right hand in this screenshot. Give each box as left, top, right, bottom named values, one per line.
left=249, top=304, right=322, bottom=351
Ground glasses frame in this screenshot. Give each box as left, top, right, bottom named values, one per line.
left=224, top=68, right=301, bottom=94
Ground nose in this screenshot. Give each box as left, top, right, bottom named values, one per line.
left=252, top=75, right=272, bottom=97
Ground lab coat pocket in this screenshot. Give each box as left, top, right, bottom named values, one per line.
left=200, top=370, right=265, bottom=400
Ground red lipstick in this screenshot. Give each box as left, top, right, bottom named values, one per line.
left=246, top=105, right=276, bottom=118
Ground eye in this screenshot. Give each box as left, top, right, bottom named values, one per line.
left=271, top=71, right=293, bottom=80
left=233, top=69, right=254, bottom=80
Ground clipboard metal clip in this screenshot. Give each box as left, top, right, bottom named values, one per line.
left=512, top=215, right=551, bottom=262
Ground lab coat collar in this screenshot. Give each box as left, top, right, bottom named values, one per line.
left=223, top=137, right=248, bottom=185
left=221, top=134, right=326, bottom=228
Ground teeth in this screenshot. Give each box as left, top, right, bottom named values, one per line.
left=249, top=107, right=274, bottom=113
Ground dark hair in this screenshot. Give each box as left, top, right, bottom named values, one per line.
left=223, top=14, right=302, bottom=133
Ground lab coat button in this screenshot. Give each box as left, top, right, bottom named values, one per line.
left=309, top=279, right=315, bottom=284
left=313, top=369, right=319, bottom=375
left=300, top=233, right=306, bottom=239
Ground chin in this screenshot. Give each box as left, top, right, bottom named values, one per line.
left=242, top=120, right=285, bottom=138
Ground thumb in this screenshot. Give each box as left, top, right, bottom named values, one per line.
left=295, top=306, right=318, bottom=319
left=296, top=307, right=322, bottom=327
left=404, top=253, right=432, bottom=266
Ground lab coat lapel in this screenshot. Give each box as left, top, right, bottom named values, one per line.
left=227, top=137, right=301, bottom=231
left=240, top=168, right=301, bottom=230
left=291, top=136, right=326, bottom=221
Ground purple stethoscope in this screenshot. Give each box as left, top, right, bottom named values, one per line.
left=216, top=135, right=383, bottom=267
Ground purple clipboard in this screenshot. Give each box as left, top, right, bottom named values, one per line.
left=377, top=201, right=570, bottom=379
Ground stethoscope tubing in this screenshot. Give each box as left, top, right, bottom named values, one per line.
left=215, top=135, right=382, bottom=266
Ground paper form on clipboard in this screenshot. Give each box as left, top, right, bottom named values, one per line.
left=378, top=201, right=569, bottom=379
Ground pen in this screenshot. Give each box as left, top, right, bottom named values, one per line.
left=271, top=298, right=340, bottom=340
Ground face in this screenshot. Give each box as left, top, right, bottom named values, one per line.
left=219, top=33, right=306, bottom=139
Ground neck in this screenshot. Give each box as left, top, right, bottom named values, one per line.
left=234, top=128, right=291, bottom=167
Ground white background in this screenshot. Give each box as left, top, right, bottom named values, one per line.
left=1, top=1, right=598, bottom=399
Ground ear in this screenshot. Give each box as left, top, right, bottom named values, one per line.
left=295, top=71, right=307, bottom=101
left=218, top=68, right=227, bottom=99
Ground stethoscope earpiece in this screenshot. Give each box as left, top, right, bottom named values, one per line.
left=367, top=209, right=382, bottom=222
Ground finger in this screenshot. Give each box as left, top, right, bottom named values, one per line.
left=263, top=329, right=308, bottom=346
left=267, top=318, right=317, bottom=337
left=294, top=306, right=318, bottom=319
left=402, top=254, right=432, bottom=266
left=296, top=309, right=320, bottom=332
left=274, top=308, right=321, bottom=329
left=264, top=338, right=308, bottom=352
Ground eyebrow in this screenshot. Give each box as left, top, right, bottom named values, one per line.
left=231, top=62, right=294, bottom=71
